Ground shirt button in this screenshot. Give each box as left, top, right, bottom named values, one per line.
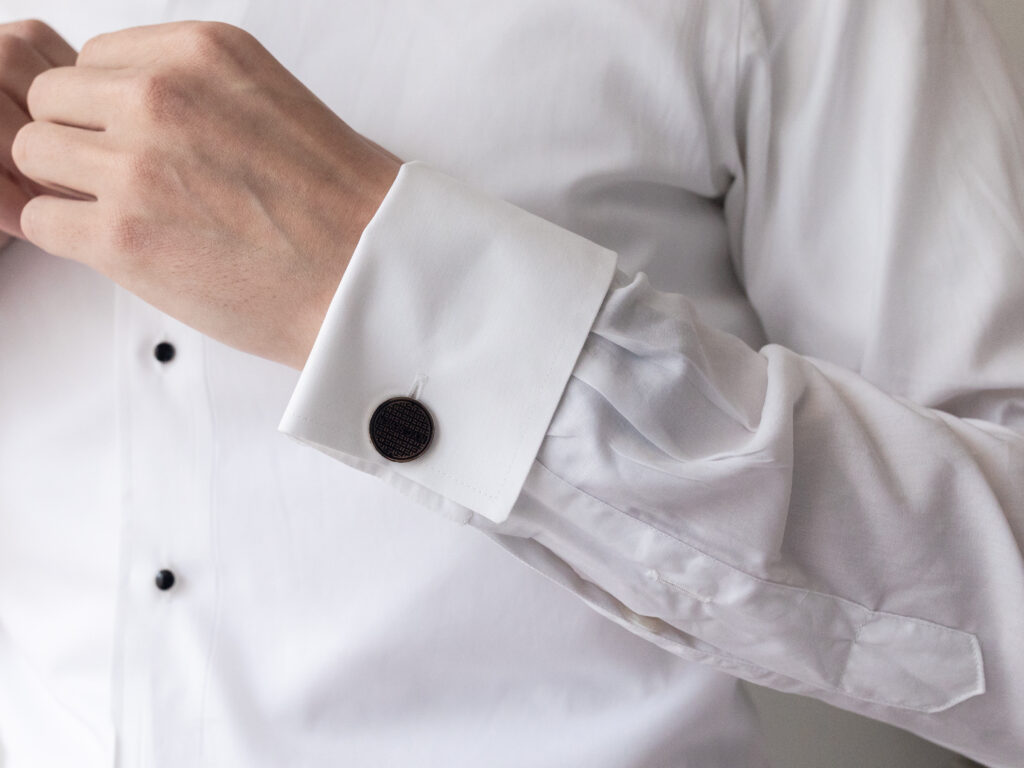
left=369, top=397, right=434, bottom=462
left=154, top=341, right=176, bottom=363
left=154, top=569, right=176, bottom=591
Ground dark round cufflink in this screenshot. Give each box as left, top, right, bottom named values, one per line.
left=369, top=397, right=434, bottom=462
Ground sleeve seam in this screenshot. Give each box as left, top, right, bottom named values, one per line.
left=531, top=456, right=976, bottom=642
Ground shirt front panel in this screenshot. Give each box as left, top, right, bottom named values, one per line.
left=0, top=0, right=769, bottom=766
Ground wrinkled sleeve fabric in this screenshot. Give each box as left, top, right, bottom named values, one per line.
left=280, top=1, right=1024, bottom=765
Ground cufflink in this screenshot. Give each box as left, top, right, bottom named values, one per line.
left=369, top=397, right=434, bottom=462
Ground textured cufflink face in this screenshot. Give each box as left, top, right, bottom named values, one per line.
left=369, top=397, right=434, bottom=462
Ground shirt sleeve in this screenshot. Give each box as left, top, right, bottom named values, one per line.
left=279, top=1, right=1024, bottom=765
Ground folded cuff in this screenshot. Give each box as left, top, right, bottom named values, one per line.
left=278, top=161, right=617, bottom=524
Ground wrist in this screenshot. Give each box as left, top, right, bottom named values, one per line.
left=348, top=143, right=402, bottom=251
left=289, top=143, right=401, bottom=371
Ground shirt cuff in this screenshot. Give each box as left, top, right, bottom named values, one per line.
left=277, top=161, right=618, bottom=525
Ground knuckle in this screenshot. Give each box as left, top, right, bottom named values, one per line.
left=11, top=121, right=38, bottom=168
left=186, top=22, right=227, bottom=57
left=20, top=196, right=43, bottom=241
left=77, top=33, right=102, bottom=63
left=25, top=66, right=54, bottom=115
left=124, top=147, right=165, bottom=188
left=134, top=71, right=188, bottom=122
left=183, top=21, right=246, bottom=62
left=109, top=209, right=150, bottom=257
left=78, top=31, right=115, bottom=66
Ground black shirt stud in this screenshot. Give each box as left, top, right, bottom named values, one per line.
left=154, top=342, right=176, bottom=363
left=155, top=569, right=176, bottom=591
left=369, top=397, right=434, bottom=462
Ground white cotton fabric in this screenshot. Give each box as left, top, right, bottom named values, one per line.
left=1, top=1, right=1022, bottom=768
left=283, top=1, right=1024, bottom=766
left=279, top=163, right=617, bottom=524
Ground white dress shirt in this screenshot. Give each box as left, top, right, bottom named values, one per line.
left=1, top=1, right=1022, bottom=767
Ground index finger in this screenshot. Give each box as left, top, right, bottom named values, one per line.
left=77, top=20, right=247, bottom=69
left=26, top=65, right=128, bottom=129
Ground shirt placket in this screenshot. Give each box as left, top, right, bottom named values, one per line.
left=111, top=287, right=219, bottom=768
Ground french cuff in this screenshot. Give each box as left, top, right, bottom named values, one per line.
left=278, top=161, right=618, bottom=525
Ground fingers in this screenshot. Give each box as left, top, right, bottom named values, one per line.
left=0, top=19, right=76, bottom=66
left=78, top=21, right=244, bottom=68
left=12, top=121, right=109, bottom=199
left=0, top=32, right=52, bottom=109
left=77, top=24, right=167, bottom=68
left=26, top=65, right=129, bottom=129
left=20, top=194, right=97, bottom=262
left=0, top=20, right=77, bottom=241
left=0, top=170, right=29, bottom=238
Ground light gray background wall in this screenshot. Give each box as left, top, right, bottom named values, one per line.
left=743, top=1, right=1023, bottom=766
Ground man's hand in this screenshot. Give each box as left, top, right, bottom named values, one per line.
left=0, top=20, right=75, bottom=242
left=13, top=21, right=401, bottom=369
